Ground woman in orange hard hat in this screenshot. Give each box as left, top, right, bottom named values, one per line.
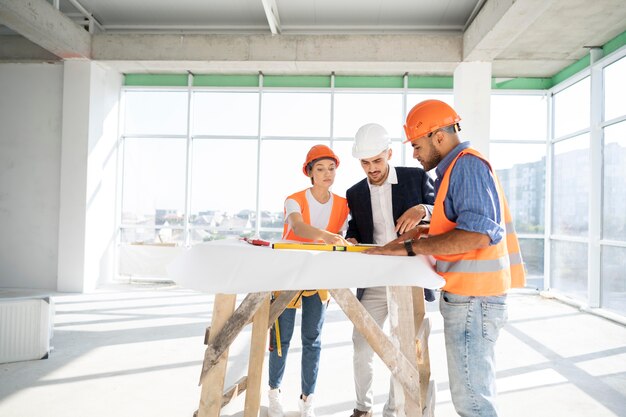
left=267, top=144, right=349, bottom=417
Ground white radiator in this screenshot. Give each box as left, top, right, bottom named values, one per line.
left=0, top=297, right=54, bottom=364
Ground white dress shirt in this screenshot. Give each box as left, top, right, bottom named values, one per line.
left=369, top=166, right=399, bottom=245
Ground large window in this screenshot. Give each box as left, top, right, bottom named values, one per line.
left=119, top=80, right=452, bottom=250
left=550, top=77, right=591, bottom=301
left=117, top=50, right=626, bottom=318
left=490, top=93, right=548, bottom=288
left=601, top=55, right=626, bottom=316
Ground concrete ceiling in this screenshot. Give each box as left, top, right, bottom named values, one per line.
left=0, top=0, right=625, bottom=77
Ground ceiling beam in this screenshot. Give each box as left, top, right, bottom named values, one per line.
left=260, top=0, right=281, bottom=35
left=463, top=0, right=553, bottom=62
left=93, top=33, right=461, bottom=62
left=0, top=35, right=60, bottom=61
left=0, top=0, right=91, bottom=59
left=92, top=33, right=462, bottom=75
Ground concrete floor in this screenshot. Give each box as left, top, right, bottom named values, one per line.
left=1, top=282, right=625, bottom=417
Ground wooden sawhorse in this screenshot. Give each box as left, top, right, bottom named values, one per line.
left=194, top=287, right=435, bottom=417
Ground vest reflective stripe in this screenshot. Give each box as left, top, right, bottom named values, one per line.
left=505, top=221, right=515, bottom=234
left=278, top=188, right=349, bottom=307
left=430, top=147, right=526, bottom=296
left=508, top=251, right=523, bottom=265
left=436, top=255, right=510, bottom=274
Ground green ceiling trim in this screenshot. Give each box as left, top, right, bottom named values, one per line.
left=551, top=55, right=590, bottom=86
left=194, top=74, right=259, bottom=87
left=603, top=29, right=626, bottom=56
left=124, top=74, right=188, bottom=87
left=550, top=29, right=626, bottom=87
left=407, top=76, right=453, bottom=89
left=492, top=77, right=553, bottom=90
left=263, top=75, right=331, bottom=88
left=334, top=75, right=404, bottom=88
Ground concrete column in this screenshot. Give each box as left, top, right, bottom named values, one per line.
left=57, top=61, right=122, bottom=292
left=453, top=62, right=492, bottom=156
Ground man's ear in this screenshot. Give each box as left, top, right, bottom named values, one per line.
left=387, top=148, right=393, bottom=160
left=434, top=130, right=444, bottom=146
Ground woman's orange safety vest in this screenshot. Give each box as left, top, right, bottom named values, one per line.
left=279, top=189, right=349, bottom=307
left=430, top=148, right=526, bottom=296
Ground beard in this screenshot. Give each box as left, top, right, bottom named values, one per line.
left=421, top=146, right=443, bottom=172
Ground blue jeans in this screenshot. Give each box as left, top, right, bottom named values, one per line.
left=439, top=291, right=508, bottom=417
left=269, top=293, right=326, bottom=396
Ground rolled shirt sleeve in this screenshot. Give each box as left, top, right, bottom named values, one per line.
left=446, top=155, right=504, bottom=245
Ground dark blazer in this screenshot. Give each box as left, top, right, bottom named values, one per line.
left=345, top=166, right=435, bottom=300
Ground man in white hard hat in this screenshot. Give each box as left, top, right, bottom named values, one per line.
left=345, top=123, right=435, bottom=417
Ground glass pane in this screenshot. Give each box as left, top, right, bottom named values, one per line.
left=554, top=77, right=590, bottom=138
left=603, top=121, right=626, bottom=241
left=550, top=240, right=588, bottom=301
left=552, top=134, right=589, bottom=236
left=491, top=95, right=548, bottom=141
left=334, top=93, right=403, bottom=138
left=193, top=92, right=259, bottom=136
left=190, top=139, right=258, bottom=236
left=121, top=138, right=187, bottom=227
left=489, top=143, right=546, bottom=233
left=330, top=141, right=365, bottom=199
left=601, top=245, right=626, bottom=316
left=261, top=92, right=331, bottom=137
left=124, top=91, right=188, bottom=136
left=258, top=140, right=326, bottom=228
left=491, top=143, right=546, bottom=234
left=604, top=57, right=626, bottom=121
left=189, top=227, right=255, bottom=244
left=259, top=230, right=284, bottom=241
left=519, top=238, right=544, bottom=290
left=120, top=227, right=184, bottom=245
left=407, top=93, right=454, bottom=113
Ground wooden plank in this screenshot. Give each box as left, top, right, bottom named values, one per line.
left=197, top=293, right=237, bottom=417
left=412, top=287, right=426, bottom=322
left=421, top=379, right=436, bottom=417
left=416, top=317, right=432, bottom=408
left=329, top=288, right=423, bottom=406
left=244, top=294, right=271, bottom=417
left=268, top=290, right=300, bottom=327
left=203, top=326, right=211, bottom=345
left=199, top=292, right=270, bottom=380
left=223, top=376, right=248, bottom=408
left=387, top=286, right=421, bottom=416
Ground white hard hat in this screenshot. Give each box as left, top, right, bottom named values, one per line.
left=352, top=123, right=391, bottom=159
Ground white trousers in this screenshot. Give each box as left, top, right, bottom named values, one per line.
left=352, top=286, right=396, bottom=417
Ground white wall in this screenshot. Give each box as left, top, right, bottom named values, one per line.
left=0, top=63, right=64, bottom=289
left=57, top=61, right=122, bottom=292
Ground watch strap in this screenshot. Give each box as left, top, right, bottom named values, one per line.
left=403, top=239, right=416, bottom=256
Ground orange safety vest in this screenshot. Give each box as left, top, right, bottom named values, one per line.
left=430, top=148, right=526, bottom=296
left=279, top=189, right=349, bottom=307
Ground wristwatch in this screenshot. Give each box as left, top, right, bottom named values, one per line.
left=403, top=239, right=416, bottom=257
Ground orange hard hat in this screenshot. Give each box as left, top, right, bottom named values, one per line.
left=403, top=99, right=461, bottom=143
left=302, top=145, right=340, bottom=176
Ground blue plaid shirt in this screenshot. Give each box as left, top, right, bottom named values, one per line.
left=434, top=141, right=503, bottom=245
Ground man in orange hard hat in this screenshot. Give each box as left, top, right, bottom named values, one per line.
left=345, top=123, right=435, bottom=417
left=366, top=100, right=525, bottom=417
